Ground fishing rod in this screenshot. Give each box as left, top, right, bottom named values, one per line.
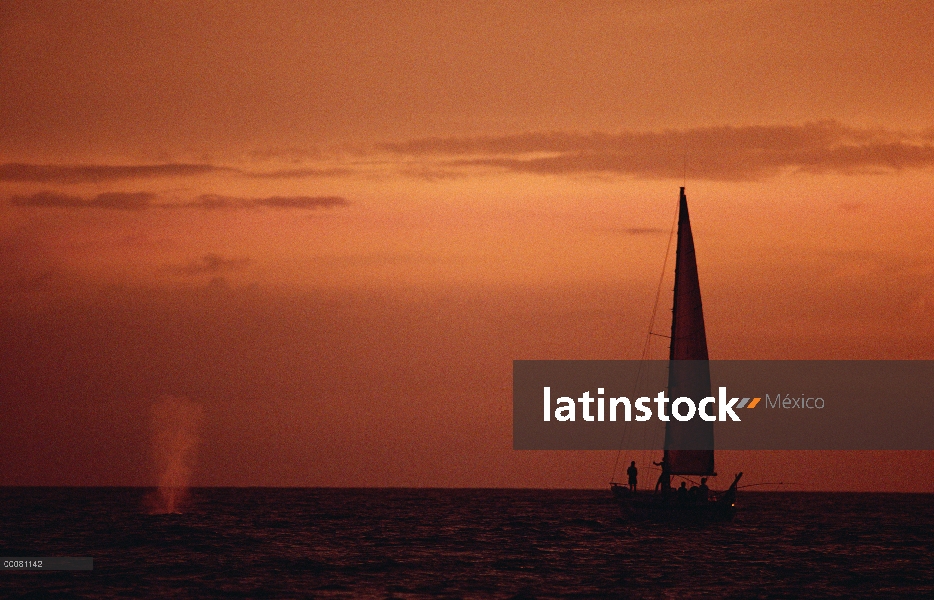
left=737, top=482, right=796, bottom=489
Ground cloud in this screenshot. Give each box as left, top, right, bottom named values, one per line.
left=381, top=121, right=934, bottom=181
left=10, top=121, right=927, bottom=185
left=10, top=192, right=348, bottom=211
left=11, top=191, right=155, bottom=210
left=242, top=167, right=353, bottom=179
left=181, top=195, right=253, bottom=210
left=0, top=163, right=222, bottom=184
left=396, top=166, right=467, bottom=181
left=623, top=227, right=667, bottom=235
left=9, top=191, right=84, bottom=208
left=587, top=226, right=668, bottom=236
left=254, top=196, right=348, bottom=209
left=181, top=194, right=348, bottom=210
left=173, top=254, right=250, bottom=276
left=0, top=162, right=354, bottom=184
left=89, top=192, right=156, bottom=210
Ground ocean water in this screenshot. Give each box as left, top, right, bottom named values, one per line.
left=1, top=488, right=932, bottom=599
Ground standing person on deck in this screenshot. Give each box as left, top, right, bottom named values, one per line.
left=626, top=461, right=638, bottom=492
left=653, top=457, right=671, bottom=494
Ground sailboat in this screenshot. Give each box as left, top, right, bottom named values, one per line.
left=610, top=187, right=742, bottom=522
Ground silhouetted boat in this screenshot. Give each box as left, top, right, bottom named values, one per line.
left=610, top=187, right=742, bottom=522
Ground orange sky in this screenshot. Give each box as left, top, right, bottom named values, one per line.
left=1, top=1, right=933, bottom=491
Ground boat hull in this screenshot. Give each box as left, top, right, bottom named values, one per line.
left=610, top=484, right=737, bottom=523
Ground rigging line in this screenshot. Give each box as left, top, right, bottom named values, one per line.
left=737, top=482, right=796, bottom=489
left=673, top=474, right=700, bottom=487
left=610, top=195, right=680, bottom=483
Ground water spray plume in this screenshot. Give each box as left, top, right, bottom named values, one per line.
left=146, top=395, right=203, bottom=514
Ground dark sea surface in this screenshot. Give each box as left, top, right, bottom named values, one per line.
left=1, top=488, right=932, bottom=599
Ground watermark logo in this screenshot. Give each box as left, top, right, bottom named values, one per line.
left=542, top=387, right=760, bottom=423
left=513, top=360, right=929, bottom=450
left=765, top=394, right=824, bottom=409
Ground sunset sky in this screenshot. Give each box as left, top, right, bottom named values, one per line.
left=2, top=1, right=933, bottom=491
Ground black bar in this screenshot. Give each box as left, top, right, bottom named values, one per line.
left=2, top=558, right=93, bottom=571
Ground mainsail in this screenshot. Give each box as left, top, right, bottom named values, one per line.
left=664, top=187, right=715, bottom=476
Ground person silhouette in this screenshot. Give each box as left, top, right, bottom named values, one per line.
left=626, top=461, right=638, bottom=492
left=677, top=481, right=688, bottom=503
left=698, top=477, right=710, bottom=503
left=653, top=457, right=671, bottom=494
